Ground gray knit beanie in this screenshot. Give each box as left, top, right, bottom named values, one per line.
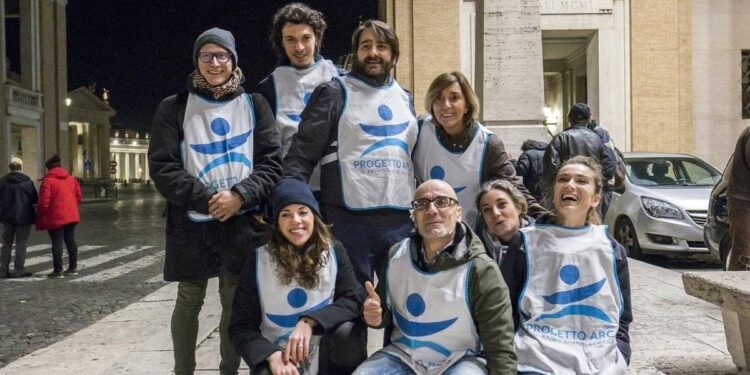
left=193, top=27, right=238, bottom=68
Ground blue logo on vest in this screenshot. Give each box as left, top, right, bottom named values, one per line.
left=393, top=293, right=457, bottom=357
left=429, top=166, right=466, bottom=193
left=286, top=92, right=313, bottom=122
left=188, top=117, right=253, bottom=181
left=265, top=287, right=332, bottom=345
left=359, top=104, right=410, bottom=157
left=535, top=264, right=611, bottom=323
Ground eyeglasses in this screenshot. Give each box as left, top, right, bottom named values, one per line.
left=198, top=52, right=232, bottom=64
left=411, top=196, right=458, bottom=211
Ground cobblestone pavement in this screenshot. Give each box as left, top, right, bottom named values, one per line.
left=0, top=184, right=168, bottom=368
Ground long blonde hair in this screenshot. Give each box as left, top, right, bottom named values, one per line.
left=556, top=156, right=603, bottom=225
left=269, top=215, right=333, bottom=289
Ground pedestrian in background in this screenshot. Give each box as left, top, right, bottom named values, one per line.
left=727, top=126, right=750, bottom=271
left=230, top=179, right=364, bottom=375
left=0, top=157, right=38, bottom=278
left=148, top=27, right=282, bottom=375
left=35, top=154, right=82, bottom=279
left=413, top=71, right=544, bottom=229
left=515, top=139, right=548, bottom=203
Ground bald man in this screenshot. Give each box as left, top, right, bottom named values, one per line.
left=356, top=180, right=516, bottom=374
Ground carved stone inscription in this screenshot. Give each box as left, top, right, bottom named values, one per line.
left=541, top=0, right=613, bottom=14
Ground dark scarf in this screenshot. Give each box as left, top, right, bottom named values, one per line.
left=191, top=67, right=244, bottom=99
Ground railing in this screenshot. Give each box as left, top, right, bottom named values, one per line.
left=6, top=84, right=43, bottom=110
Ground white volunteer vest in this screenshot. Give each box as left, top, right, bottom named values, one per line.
left=256, top=245, right=337, bottom=346
left=384, top=239, right=480, bottom=374
left=336, top=76, right=417, bottom=210
left=272, top=59, right=339, bottom=156
left=413, top=119, right=489, bottom=227
left=272, top=59, right=339, bottom=192
left=181, top=93, right=254, bottom=221
left=515, top=224, right=626, bottom=375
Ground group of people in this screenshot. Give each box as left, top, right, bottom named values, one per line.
left=0, top=155, right=82, bottom=279
left=147, top=3, right=631, bottom=374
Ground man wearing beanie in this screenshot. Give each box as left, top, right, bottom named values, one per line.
left=282, top=20, right=417, bottom=371
left=541, top=102, right=616, bottom=203
left=148, top=27, right=282, bottom=375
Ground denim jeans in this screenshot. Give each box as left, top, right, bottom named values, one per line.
left=1, top=223, right=31, bottom=275
left=353, top=350, right=488, bottom=375
left=172, top=271, right=240, bottom=375
left=48, top=223, right=78, bottom=272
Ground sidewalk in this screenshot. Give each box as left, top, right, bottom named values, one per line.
left=0, top=259, right=739, bottom=374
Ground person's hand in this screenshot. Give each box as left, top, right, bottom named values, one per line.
left=284, top=318, right=314, bottom=365
left=363, top=281, right=382, bottom=326
left=208, top=190, right=242, bottom=222
left=267, top=351, right=299, bottom=375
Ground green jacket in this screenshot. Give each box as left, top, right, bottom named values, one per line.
left=374, top=222, right=517, bottom=374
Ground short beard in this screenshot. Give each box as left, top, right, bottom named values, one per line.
left=352, top=58, right=393, bottom=85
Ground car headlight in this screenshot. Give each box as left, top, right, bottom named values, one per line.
left=640, top=197, right=684, bottom=219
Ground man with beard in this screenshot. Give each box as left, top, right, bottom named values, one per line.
left=283, top=19, right=417, bottom=371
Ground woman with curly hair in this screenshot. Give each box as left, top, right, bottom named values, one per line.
left=229, top=179, right=363, bottom=375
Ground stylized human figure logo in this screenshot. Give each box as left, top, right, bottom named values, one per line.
left=266, top=287, right=331, bottom=345
left=189, top=117, right=253, bottom=181
left=429, top=166, right=466, bottom=193
left=536, top=264, right=611, bottom=322
left=393, top=292, right=457, bottom=357
left=286, top=92, right=313, bottom=122
left=359, top=104, right=410, bottom=157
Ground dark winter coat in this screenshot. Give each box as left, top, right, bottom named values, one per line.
left=542, top=124, right=616, bottom=192
left=148, top=78, right=282, bottom=281
left=0, top=171, right=38, bottom=225
left=35, top=167, right=81, bottom=230
left=515, top=140, right=547, bottom=201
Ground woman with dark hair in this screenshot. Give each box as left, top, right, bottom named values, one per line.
left=507, top=156, right=632, bottom=374
left=413, top=71, right=544, bottom=229
left=475, top=179, right=530, bottom=263
left=229, top=179, right=364, bottom=375
left=35, top=154, right=81, bottom=279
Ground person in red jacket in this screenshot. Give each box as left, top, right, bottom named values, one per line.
left=36, top=154, right=82, bottom=278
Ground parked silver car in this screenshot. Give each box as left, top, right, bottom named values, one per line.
left=605, top=152, right=722, bottom=258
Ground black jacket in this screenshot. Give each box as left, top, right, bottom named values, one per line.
left=148, top=80, right=282, bottom=281
left=515, top=140, right=548, bottom=202
left=0, top=171, right=38, bottom=225
left=542, top=124, right=616, bottom=192
left=229, top=242, right=364, bottom=370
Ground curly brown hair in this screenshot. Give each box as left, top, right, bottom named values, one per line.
left=269, top=214, right=333, bottom=289
left=270, top=2, right=327, bottom=60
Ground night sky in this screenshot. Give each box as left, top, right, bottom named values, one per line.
left=66, top=1, right=378, bottom=132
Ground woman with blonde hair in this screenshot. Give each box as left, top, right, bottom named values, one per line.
left=509, top=156, right=632, bottom=374
left=229, top=179, right=364, bottom=375
left=413, top=71, right=543, bottom=228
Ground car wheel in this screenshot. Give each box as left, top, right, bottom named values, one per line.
left=615, top=217, right=643, bottom=259
left=720, top=235, right=732, bottom=271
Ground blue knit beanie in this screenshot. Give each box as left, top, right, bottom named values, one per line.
left=193, top=27, right=238, bottom=68
left=271, top=179, right=321, bottom=225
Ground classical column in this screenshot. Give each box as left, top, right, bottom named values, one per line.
left=475, top=0, right=548, bottom=155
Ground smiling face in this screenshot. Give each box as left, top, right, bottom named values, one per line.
left=432, top=81, right=467, bottom=136
left=413, top=180, right=462, bottom=246
left=353, top=28, right=394, bottom=82
left=282, top=22, right=316, bottom=69
left=197, top=43, right=233, bottom=87
left=480, top=189, right=522, bottom=242
left=277, top=204, right=315, bottom=249
left=553, top=163, right=601, bottom=227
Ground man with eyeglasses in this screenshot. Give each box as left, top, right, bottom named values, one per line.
left=356, top=179, right=516, bottom=374
left=148, top=27, right=282, bottom=375
left=282, top=20, right=417, bottom=371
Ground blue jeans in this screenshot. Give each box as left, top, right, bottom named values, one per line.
left=353, top=350, right=488, bottom=375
